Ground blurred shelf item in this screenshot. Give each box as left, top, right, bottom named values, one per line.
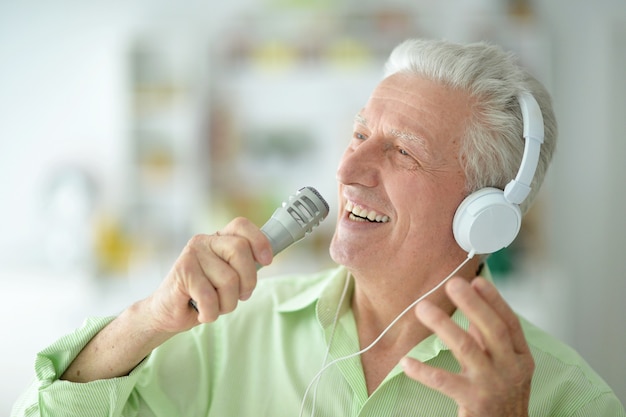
left=216, top=8, right=417, bottom=72
left=111, top=33, right=210, bottom=279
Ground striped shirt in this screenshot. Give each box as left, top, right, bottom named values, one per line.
left=12, top=266, right=626, bottom=416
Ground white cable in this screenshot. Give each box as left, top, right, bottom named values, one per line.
left=307, top=273, right=351, bottom=417
left=299, top=250, right=476, bottom=417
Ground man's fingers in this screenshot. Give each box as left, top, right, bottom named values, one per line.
left=414, top=300, right=489, bottom=370
left=445, top=278, right=518, bottom=361
left=183, top=227, right=262, bottom=321
left=177, top=248, right=222, bottom=322
left=204, top=234, right=255, bottom=305
left=406, top=277, right=535, bottom=416
left=221, top=217, right=273, bottom=266
left=188, top=220, right=268, bottom=310
left=400, top=357, right=466, bottom=398
left=148, top=218, right=272, bottom=334
left=471, top=277, right=530, bottom=355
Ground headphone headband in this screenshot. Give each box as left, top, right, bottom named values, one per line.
left=452, top=91, right=545, bottom=255
left=504, top=92, right=545, bottom=205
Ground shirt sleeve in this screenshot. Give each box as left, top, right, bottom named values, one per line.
left=570, top=392, right=626, bottom=417
left=11, top=316, right=149, bottom=417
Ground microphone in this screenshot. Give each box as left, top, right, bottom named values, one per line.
left=261, top=186, right=330, bottom=256
left=189, top=186, right=329, bottom=311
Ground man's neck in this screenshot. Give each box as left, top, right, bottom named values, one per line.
left=348, top=256, right=480, bottom=394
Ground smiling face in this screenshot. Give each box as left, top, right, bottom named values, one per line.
left=329, top=73, right=474, bottom=280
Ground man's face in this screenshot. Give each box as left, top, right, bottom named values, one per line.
left=329, top=73, right=473, bottom=278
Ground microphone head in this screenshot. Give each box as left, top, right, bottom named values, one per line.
left=261, top=186, right=329, bottom=255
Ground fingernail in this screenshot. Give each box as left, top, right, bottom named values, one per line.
left=472, top=277, right=490, bottom=292
left=240, top=291, right=252, bottom=301
left=447, top=278, right=467, bottom=293
left=259, top=249, right=272, bottom=265
left=415, top=300, right=433, bottom=316
left=399, top=357, right=416, bottom=371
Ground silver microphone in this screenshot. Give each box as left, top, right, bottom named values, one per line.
left=261, top=186, right=329, bottom=256
left=189, top=186, right=329, bottom=312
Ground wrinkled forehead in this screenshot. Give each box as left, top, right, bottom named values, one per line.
left=359, top=74, right=473, bottom=157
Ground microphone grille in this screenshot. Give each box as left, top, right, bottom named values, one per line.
left=300, top=186, right=329, bottom=213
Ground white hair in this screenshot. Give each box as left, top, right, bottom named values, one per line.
left=384, top=38, right=557, bottom=214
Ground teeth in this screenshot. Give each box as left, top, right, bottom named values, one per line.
left=345, top=201, right=389, bottom=223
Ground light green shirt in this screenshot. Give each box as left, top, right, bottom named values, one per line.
left=12, top=266, right=626, bottom=416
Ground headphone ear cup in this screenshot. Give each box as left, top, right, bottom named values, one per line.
left=453, top=187, right=522, bottom=255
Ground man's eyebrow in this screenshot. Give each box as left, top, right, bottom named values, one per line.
left=391, top=129, right=436, bottom=161
left=355, top=114, right=425, bottom=144
left=354, top=113, right=368, bottom=127
left=353, top=113, right=435, bottom=160
left=390, top=129, right=425, bottom=145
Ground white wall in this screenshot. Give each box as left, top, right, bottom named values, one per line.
left=537, top=0, right=626, bottom=401
left=0, top=3, right=129, bottom=266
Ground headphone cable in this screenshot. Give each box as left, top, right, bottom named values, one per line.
left=299, top=250, right=476, bottom=417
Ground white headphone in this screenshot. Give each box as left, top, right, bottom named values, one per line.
left=452, top=92, right=545, bottom=255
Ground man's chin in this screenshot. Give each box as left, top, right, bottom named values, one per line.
left=329, top=238, right=371, bottom=272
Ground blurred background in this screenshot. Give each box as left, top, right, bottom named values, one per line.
left=1, top=0, right=625, bottom=412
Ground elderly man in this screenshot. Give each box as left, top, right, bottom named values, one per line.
left=12, top=39, right=625, bottom=416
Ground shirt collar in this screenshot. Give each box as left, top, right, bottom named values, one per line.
left=275, top=266, right=349, bottom=315
left=275, top=262, right=493, bottom=357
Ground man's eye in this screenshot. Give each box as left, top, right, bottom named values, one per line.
left=354, top=132, right=366, bottom=140
left=398, top=148, right=410, bottom=156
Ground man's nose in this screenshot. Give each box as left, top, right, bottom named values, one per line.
left=336, top=137, right=381, bottom=187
